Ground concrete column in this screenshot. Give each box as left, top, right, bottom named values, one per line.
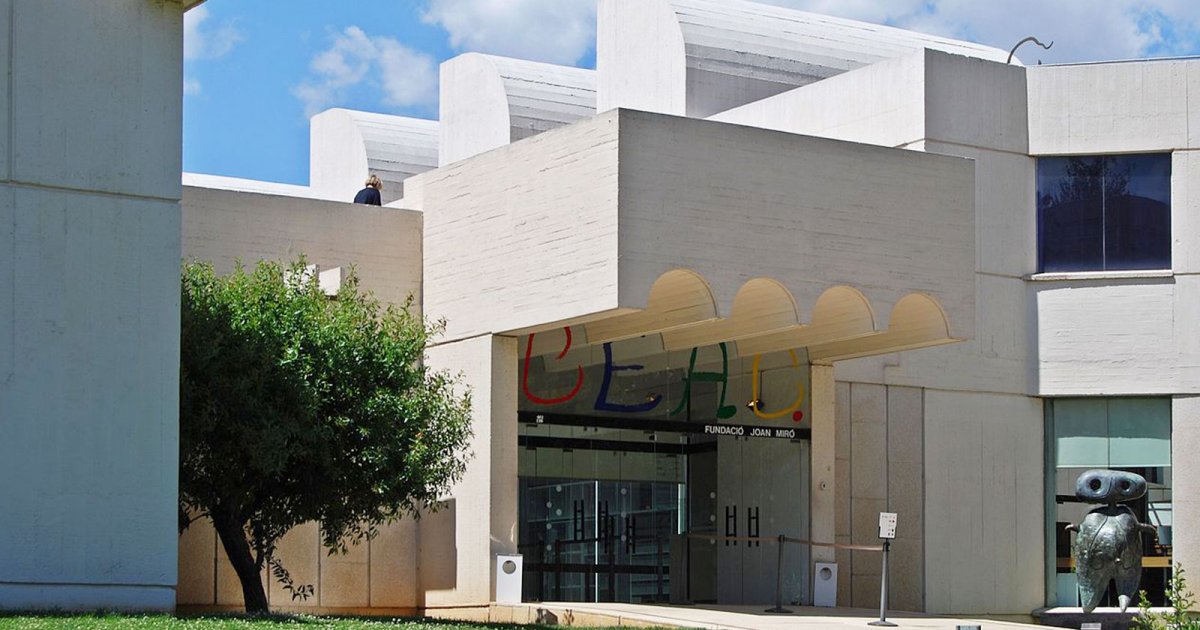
left=1173, top=396, right=1200, bottom=583
left=420, top=335, right=518, bottom=608
left=810, top=363, right=837, bottom=567
left=0, top=0, right=182, bottom=612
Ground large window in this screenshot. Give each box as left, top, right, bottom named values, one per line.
left=1037, top=154, right=1171, bottom=272
left=1045, top=398, right=1172, bottom=607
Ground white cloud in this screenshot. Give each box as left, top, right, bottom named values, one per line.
left=755, top=0, right=1200, bottom=64
left=417, top=0, right=1199, bottom=68
left=183, top=5, right=243, bottom=96
left=293, top=27, right=439, bottom=117
left=422, top=0, right=596, bottom=65
left=184, top=6, right=243, bottom=61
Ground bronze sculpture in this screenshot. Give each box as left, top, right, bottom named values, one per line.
left=1067, top=469, right=1157, bottom=613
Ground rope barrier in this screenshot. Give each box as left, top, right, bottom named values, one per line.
left=685, top=531, right=889, bottom=617
left=685, top=532, right=884, bottom=552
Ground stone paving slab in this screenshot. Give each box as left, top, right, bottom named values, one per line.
left=502, top=602, right=1048, bottom=630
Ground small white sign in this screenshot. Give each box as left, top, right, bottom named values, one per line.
left=878, top=512, right=898, bottom=539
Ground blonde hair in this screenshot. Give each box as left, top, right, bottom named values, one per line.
left=365, top=174, right=383, bottom=189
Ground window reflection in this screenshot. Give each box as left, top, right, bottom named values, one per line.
left=1048, top=398, right=1173, bottom=607
left=1037, top=154, right=1171, bottom=272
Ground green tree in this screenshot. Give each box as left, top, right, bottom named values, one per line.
left=179, top=258, right=472, bottom=613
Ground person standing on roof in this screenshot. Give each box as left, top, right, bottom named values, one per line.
left=353, top=174, right=383, bottom=206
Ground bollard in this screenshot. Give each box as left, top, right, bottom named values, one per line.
left=764, top=534, right=793, bottom=614
left=868, top=540, right=897, bottom=626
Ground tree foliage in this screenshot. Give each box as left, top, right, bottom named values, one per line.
left=1136, top=564, right=1200, bottom=630
left=179, top=258, right=472, bottom=613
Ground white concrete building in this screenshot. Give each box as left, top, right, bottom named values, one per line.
left=0, top=0, right=185, bottom=612
left=2, top=0, right=1195, bottom=621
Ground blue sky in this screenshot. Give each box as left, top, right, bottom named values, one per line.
left=184, top=0, right=1200, bottom=186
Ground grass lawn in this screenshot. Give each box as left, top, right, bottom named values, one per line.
left=0, top=614, right=651, bottom=630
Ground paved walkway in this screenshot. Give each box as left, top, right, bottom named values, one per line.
left=491, top=602, right=1047, bottom=629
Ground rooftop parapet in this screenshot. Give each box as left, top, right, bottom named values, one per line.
left=598, top=0, right=1014, bottom=118
left=440, top=53, right=596, bottom=166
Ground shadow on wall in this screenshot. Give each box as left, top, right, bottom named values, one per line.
left=420, top=499, right=459, bottom=592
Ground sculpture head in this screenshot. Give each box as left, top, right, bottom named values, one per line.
left=1075, top=469, right=1147, bottom=504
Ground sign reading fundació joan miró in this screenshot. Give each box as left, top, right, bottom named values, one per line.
left=521, top=327, right=809, bottom=424
left=701, top=423, right=799, bottom=439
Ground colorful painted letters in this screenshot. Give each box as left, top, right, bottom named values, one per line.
left=521, top=327, right=583, bottom=405
left=594, top=343, right=663, bottom=413
left=522, top=330, right=805, bottom=422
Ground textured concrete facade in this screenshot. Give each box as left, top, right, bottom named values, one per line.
left=413, top=108, right=975, bottom=346
left=172, top=12, right=1199, bottom=620
left=182, top=185, right=423, bottom=307
left=597, top=0, right=1011, bottom=118
left=5, top=0, right=1193, bottom=618
left=0, top=0, right=183, bottom=611
left=309, top=109, right=438, bottom=205
left=832, top=382, right=927, bottom=612
left=439, top=54, right=596, bottom=166
left=421, top=335, right=519, bottom=609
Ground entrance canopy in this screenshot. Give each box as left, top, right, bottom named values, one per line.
left=410, top=108, right=974, bottom=361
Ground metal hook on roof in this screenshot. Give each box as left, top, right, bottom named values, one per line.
left=1007, top=36, right=1053, bottom=64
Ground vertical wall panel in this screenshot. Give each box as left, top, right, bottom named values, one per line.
left=924, top=390, right=1043, bottom=615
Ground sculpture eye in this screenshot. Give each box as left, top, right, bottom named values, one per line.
left=1076, top=469, right=1147, bottom=503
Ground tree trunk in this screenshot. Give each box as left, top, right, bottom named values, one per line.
left=212, top=510, right=269, bottom=614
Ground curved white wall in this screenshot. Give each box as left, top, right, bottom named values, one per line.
left=439, top=54, right=596, bottom=166
left=310, top=109, right=438, bottom=205
left=598, top=0, right=1012, bottom=118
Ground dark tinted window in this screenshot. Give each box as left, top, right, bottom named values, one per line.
left=1037, top=154, right=1171, bottom=272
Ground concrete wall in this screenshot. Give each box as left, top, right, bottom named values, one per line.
left=1174, top=396, right=1200, bottom=583
left=439, top=54, right=595, bottom=166
left=712, top=52, right=1200, bottom=614
left=177, top=519, right=420, bottom=614
left=421, top=335, right=519, bottom=609
left=414, top=108, right=975, bottom=344
left=714, top=56, right=1047, bottom=617
left=923, top=390, right=1044, bottom=615
left=309, top=109, right=438, bottom=206
left=1025, top=67, right=1200, bottom=397
left=411, top=111, right=622, bottom=342
left=1032, top=276, right=1200, bottom=396
left=715, top=50, right=1036, bottom=398
left=182, top=185, right=423, bottom=308
left=1027, top=59, right=1198, bottom=156
left=1027, top=59, right=1200, bottom=592
left=177, top=184, right=428, bottom=611
left=614, top=109, right=975, bottom=338
left=0, top=0, right=183, bottom=611
left=833, top=382, right=925, bottom=612
left=597, top=0, right=1010, bottom=119
left=710, top=51, right=927, bottom=148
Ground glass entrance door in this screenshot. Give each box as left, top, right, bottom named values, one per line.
left=687, top=434, right=810, bottom=605
left=517, top=415, right=686, bottom=603
left=517, top=334, right=815, bottom=605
